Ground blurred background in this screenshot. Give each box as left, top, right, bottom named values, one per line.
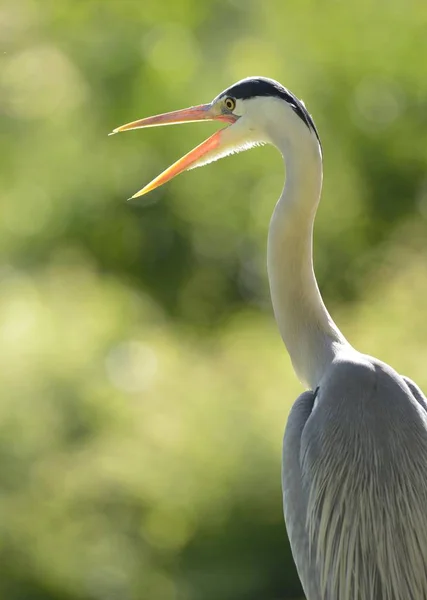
left=1, top=0, right=427, bottom=598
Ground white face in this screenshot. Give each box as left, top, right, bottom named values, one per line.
left=188, top=96, right=270, bottom=170
left=188, top=94, right=309, bottom=171
left=224, top=92, right=320, bottom=160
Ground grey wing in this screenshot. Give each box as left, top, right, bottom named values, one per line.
left=282, top=390, right=321, bottom=600
left=285, top=358, right=427, bottom=600
left=403, top=374, right=427, bottom=411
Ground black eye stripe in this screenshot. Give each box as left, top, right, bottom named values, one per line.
left=217, top=77, right=320, bottom=145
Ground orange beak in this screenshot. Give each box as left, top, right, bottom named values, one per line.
left=110, top=103, right=238, bottom=199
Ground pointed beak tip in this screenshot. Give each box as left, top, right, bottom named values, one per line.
left=123, top=126, right=224, bottom=203
left=128, top=189, right=148, bottom=201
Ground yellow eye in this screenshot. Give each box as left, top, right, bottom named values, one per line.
left=224, top=97, right=236, bottom=111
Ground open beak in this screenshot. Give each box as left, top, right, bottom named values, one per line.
left=110, top=104, right=238, bottom=199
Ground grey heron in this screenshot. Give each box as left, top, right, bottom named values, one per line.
left=111, top=77, right=427, bottom=600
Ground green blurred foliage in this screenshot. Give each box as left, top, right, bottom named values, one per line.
left=1, top=0, right=427, bottom=598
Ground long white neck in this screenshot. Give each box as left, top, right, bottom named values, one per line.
left=267, top=122, right=349, bottom=390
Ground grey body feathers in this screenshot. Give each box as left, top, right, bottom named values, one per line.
left=283, top=353, right=427, bottom=600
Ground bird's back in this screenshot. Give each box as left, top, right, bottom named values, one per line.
left=283, top=353, right=427, bottom=600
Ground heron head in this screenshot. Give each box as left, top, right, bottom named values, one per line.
left=110, top=76, right=319, bottom=199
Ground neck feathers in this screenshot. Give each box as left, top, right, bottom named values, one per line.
left=267, top=126, right=348, bottom=388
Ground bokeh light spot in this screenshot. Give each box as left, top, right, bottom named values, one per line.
left=2, top=44, right=87, bottom=120
left=352, top=79, right=403, bottom=131
left=105, top=341, right=158, bottom=393
left=142, top=24, right=200, bottom=85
